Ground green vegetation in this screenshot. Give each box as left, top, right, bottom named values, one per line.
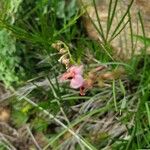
left=0, top=0, right=150, bottom=149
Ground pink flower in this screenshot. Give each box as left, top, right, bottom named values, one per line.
left=60, top=65, right=84, bottom=89
left=68, top=65, right=83, bottom=75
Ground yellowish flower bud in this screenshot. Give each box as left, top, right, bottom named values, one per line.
left=59, top=48, right=67, bottom=54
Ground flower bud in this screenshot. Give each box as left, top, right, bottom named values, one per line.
left=59, top=48, right=67, bottom=54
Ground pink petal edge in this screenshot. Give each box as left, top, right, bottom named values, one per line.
left=69, top=65, right=83, bottom=75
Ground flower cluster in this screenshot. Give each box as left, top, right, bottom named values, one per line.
left=52, top=40, right=125, bottom=96
left=60, top=65, right=125, bottom=95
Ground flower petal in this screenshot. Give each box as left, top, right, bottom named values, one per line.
left=69, top=65, right=83, bottom=75
left=70, top=75, right=84, bottom=89
left=59, top=72, right=73, bottom=82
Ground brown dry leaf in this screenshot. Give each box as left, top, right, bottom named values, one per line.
left=99, top=67, right=125, bottom=80
left=79, top=0, right=150, bottom=60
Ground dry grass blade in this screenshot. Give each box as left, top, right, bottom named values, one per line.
left=0, top=133, right=17, bottom=150
left=26, top=125, right=42, bottom=150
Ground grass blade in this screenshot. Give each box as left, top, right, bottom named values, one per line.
left=112, top=80, right=118, bottom=111
left=138, top=11, right=147, bottom=50
left=92, top=0, right=106, bottom=42
left=109, top=19, right=129, bottom=42
left=80, top=0, right=105, bottom=42
left=128, top=11, right=134, bottom=56
left=109, top=0, right=134, bottom=41
left=145, top=103, right=150, bottom=127
left=133, top=35, right=150, bottom=47
left=106, top=0, right=119, bottom=40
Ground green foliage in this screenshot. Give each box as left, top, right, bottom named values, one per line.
left=33, top=118, right=48, bottom=132
left=56, top=0, right=78, bottom=21
left=0, top=144, right=6, bottom=150
left=0, top=0, right=81, bottom=86
left=0, top=29, right=23, bottom=86
left=134, top=35, right=150, bottom=47
left=0, top=0, right=23, bottom=86
left=1, top=0, right=150, bottom=149
left=11, top=100, right=32, bottom=127
left=0, top=0, right=22, bottom=23
left=12, top=110, right=28, bottom=127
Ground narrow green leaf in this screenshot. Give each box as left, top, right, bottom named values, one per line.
left=106, top=0, right=119, bottom=40
left=109, top=0, right=134, bottom=41
left=112, top=80, right=118, bottom=111
left=93, top=0, right=106, bottom=42
left=145, top=103, right=150, bottom=127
